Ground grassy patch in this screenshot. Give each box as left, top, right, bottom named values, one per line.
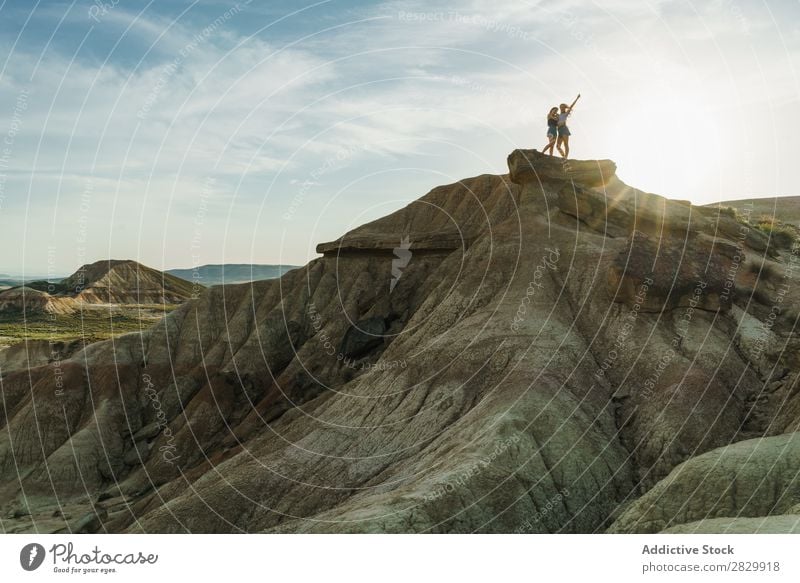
left=0, top=304, right=178, bottom=347
left=753, top=215, right=798, bottom=249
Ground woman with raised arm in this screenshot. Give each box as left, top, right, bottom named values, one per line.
left=556, top=93, right=580, bottom=159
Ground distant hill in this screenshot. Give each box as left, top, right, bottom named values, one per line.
left=0, top=276, right=65, bottom=288
left=61, top=259, right=195, bottom=304
left=166, top=264, right=297, bottom=287
left=707, top=196, right=800, bottom=227
left=0, top=259, right=194, bottom=315
left=0, top=286, right=78, bottom=315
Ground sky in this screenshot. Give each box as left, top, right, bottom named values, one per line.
left=0, top=0, right=798, bottom=275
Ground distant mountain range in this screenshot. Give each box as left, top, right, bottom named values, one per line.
left=0, top=263, right=298, bottom=291
left=0, top=275, right=67, bottom=288
left=165, top=264, right=298, bottom=287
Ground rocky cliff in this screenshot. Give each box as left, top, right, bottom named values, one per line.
left=0, top=150, right=798, bottom=534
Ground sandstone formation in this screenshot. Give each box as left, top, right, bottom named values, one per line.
left=0, top=260, right=195, bottom=317
left=609, top=433, right=800, bottom=533
left=0, top=287, right=78, bottom=315
left=62, top=259, right=195, bottom=304
left=0, top=149, right=798, bottom=534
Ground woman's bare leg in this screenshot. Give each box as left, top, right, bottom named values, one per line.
left=543, top=137, right=555, bottom=155
left=556, top=136, right=565, bottom=157
left=562, top=136, right=570, bottom=159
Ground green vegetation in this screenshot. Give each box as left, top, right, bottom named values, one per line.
left=733, top=209, right=751, bottom=225
left=719, top=206, right=799, bottom=249
left=752, top=215, right=798, bottom=249
left=0, top=304, right=178, bottom=347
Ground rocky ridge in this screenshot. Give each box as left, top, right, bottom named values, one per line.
left=0, top=150, right=798, bottom=534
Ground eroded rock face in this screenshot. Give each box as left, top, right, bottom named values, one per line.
left=0, top=260, right=194, bottom=320
left=662, top=516, right=800, bottom=534
left=64, top=260, right=194, bottom=304
left=616, top=371, right=744, bottom=490
left=0, top=338, right=85, bottom=375
left=507, top=149, right=616, bottom=188
left=1, top=150, right=798, bottom=534
left=608, top=434, right=800, bottom=533
left=557, top=183, right=631, bottom=238
left=0, top=287, right=78, bottom=315
left=608, top=231, right=738, bottom=312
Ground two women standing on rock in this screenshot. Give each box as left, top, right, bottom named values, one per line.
left=543, top=94, right=580, bottom=159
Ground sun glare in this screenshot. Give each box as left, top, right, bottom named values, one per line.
left=602, top=91, right=725, bottom=204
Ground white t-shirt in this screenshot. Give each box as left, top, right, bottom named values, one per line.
left=558, top=112, right=569, bottom=126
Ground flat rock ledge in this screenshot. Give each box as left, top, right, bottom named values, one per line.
left=507, top=148, right=617, bottom=187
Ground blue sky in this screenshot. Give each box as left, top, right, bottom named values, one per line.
left=0, top=0, right=798, bottom=274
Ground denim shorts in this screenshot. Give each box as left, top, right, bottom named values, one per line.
left=557, top=125, right=571, bottom=137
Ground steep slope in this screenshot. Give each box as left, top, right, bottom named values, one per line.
left=0, top=151, right=798, bottom=534
left=0, top=260, right=195, bottom=316
left=61, top=259, right=195, bottom=304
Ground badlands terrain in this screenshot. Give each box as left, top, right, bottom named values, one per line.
left=0, top=150, right=798, bottom=534
left=0, top=260, right=192, bottom=358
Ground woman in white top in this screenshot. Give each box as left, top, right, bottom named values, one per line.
left=556, top=94, right=580, bottom=159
